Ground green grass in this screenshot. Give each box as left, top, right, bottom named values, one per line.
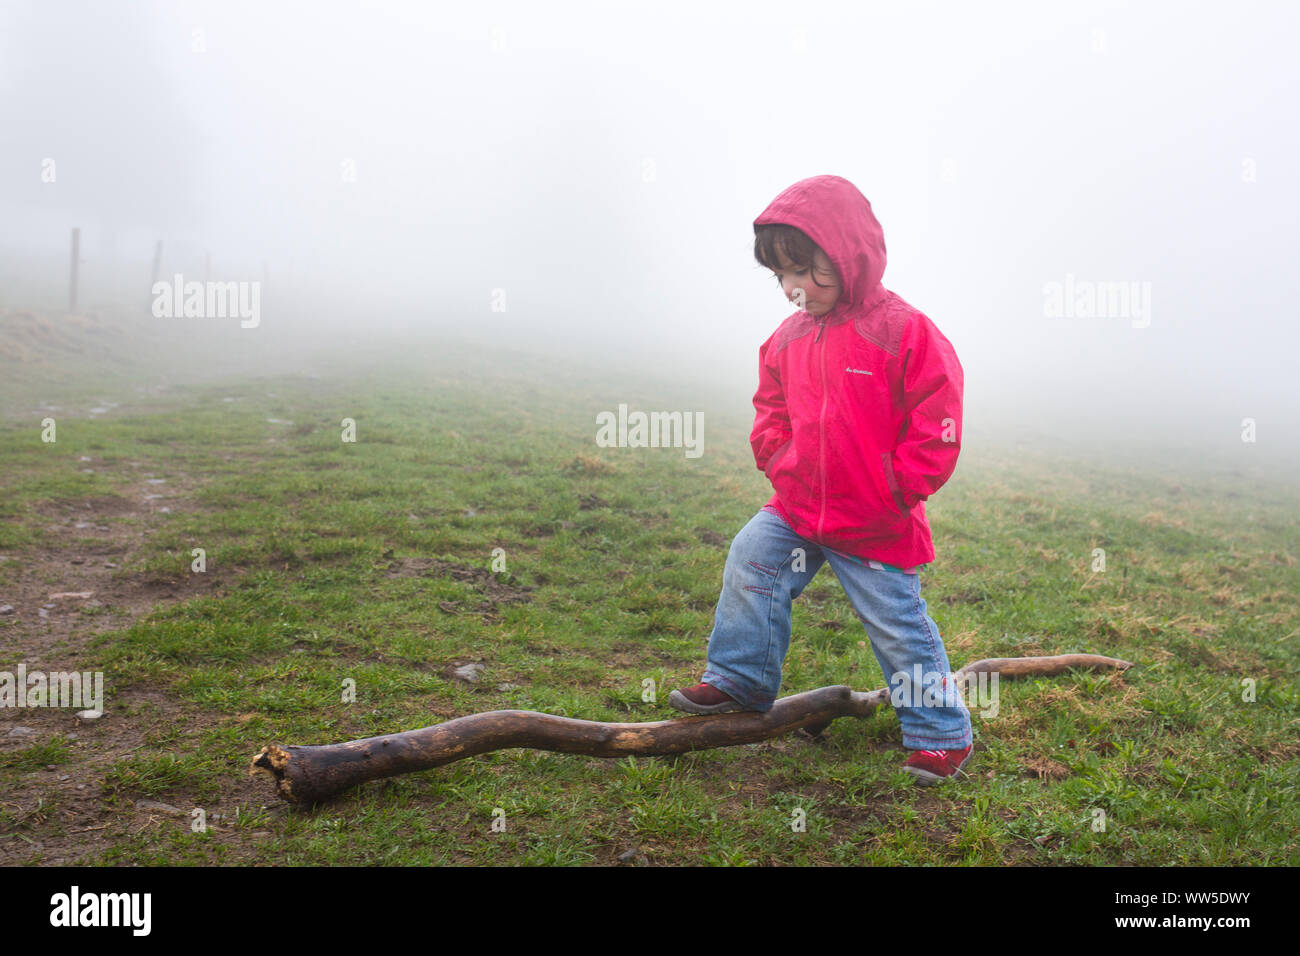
left=1, top=332, right=1297, bottom=866
left=2, top=735, right=74, bottom=772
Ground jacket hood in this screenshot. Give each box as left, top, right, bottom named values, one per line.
left=754, top=175, right=888, bottom=315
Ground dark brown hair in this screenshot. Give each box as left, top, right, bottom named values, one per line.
left=753, top=223, right=837, bottom=288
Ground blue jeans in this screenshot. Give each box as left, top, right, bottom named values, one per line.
left=701, top=508, right=972, bottom=751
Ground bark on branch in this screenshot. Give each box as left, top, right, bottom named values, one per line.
left=250, top=653, right=1131, bottom=805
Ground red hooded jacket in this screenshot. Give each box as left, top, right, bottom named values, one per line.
left=751, top=175, right=963, bottom=568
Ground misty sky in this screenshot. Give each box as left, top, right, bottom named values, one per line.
left=2, top=0, right=1298, bottom=463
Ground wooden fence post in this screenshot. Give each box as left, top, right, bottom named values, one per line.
left=69, top=227, right=80, bottom=311
left=150, top=239, right=164, bottom=286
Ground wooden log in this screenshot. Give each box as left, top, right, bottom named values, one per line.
left=250, top=653, right=1131, bottom=805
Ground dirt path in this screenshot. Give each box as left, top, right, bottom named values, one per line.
left=0, top=460, right=277, bottom=864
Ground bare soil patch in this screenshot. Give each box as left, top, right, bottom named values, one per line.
left=0, top=470, right=277, bottom=864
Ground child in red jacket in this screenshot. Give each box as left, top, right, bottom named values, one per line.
left=669, top=175, right=973, bottom=785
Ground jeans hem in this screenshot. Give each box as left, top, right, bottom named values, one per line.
left=902, top=734, right=973, bottom=750
left=701, top=667, right=775, bottom=712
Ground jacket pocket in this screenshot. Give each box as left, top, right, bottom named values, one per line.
left=764, top=436, right=794, bottom=479
left=880, top=451, right=907, bottom=513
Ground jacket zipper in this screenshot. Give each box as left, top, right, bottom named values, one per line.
left=816, top=318, right=827, bottom=540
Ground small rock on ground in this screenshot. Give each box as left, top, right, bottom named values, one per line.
left=133, top=800, right=185, bottom=816
left=454, top=663, right=485, bottom=683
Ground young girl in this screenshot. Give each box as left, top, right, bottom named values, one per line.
left=668, top=174, right=973, bottom=785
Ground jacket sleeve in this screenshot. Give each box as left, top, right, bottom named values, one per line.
left=750, top=334, right=792, bottom=473
left=889, top=315, right=963, bottom=508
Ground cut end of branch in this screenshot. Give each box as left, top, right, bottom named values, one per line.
left=250, top=744, right=297, bottom=802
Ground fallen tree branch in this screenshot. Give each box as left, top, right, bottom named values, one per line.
left=250, top=653, right=1131, bottom=805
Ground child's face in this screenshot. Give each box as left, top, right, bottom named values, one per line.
left=769, top=248, right=841, bottom=316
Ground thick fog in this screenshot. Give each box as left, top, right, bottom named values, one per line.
left=2, top=0, right=1298, bottom=469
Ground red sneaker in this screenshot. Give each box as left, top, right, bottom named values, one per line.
left=668, top=682, right=748, bottom=715
left=902, top=745, right=973, bottom=786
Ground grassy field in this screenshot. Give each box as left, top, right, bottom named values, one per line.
left=1, top=309, right=1297, bottom=866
